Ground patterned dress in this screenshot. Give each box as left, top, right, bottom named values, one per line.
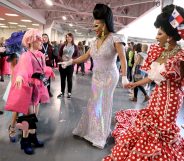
left=73, top=33, right=123, bottom=149
left=103, top=44, right=184, bottom=161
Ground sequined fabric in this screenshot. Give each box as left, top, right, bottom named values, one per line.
left=73, top=33, right=123, bottom=148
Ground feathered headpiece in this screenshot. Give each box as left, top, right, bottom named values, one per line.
left=5, top=31, right=25, bottom=54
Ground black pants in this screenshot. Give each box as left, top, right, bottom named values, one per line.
left=52, top=55, right=58, bottom=67
left=76, top=63, right=85, bottom=73
left=127, top=66, right=133, bottom=82
left=89, top=57, right=93, bottom=71
left=59, top=65, right=74, bottom=93
left=134, top=85, right=147, bottom=99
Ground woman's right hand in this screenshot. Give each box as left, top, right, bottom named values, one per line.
left=14, top=76, right=23, bottom=88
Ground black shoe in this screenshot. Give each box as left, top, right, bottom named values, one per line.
left=20, top=138, right=34, bottom=155
left=28, top=133, right=44, bottom=148
left=57, top=92, right=64, bottom=98
left=67, top=93, right=71, bottom=99
left=0, top=111, right=3, bottom=115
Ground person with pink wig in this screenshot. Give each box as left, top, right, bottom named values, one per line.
left=5, top=29, right=50, bottom=155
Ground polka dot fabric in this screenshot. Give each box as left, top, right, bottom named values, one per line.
left=103, top=45, right=184, bottom=161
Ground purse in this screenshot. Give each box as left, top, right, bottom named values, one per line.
left=134, top=65, right=143, bottom=82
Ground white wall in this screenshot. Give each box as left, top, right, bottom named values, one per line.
left=117, top=6, right=161, bottom=41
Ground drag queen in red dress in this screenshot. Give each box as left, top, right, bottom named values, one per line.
left=103, top=4, right=184, bottom=161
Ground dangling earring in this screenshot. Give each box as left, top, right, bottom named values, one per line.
left=164, top=38, right=170, bottom=50
left=101, top=30, right=105, bottom=38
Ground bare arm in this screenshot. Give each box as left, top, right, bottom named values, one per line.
left=73, top=49, right=91, bottom=64
left=115, top=43, right=127, bottom=76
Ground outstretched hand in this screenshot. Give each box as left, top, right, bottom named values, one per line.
left=124, top=82, right=137, bottom=89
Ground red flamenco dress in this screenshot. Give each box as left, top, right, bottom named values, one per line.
left=103, top=44, right=184, bottom=161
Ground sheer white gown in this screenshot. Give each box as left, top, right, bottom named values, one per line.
left=73, top=33, right=124, bottom=149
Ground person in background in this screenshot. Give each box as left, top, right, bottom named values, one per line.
left=127, top=42, right=135, bottom=82
left=76, top=41, right=85, bottom=75
left=0, top=46, right=6, bottom=115
left=57, top=33, right=78, bottom=99
left=103, top=4, right=184, bottom=160
left=130, top=43, right=149, bottom=102
left=61, top=3, right=128, bottom=149
left=3, top=53, right=19, bottom=142
left=3, top=31, right=25, bottom=142
left=52, top=41, right=59, bottom=67
left=41, top=33, right=53, bottom=97
left=0, top=40, right=6, bottom=82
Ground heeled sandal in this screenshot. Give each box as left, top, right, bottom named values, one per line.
left=8, top=125, right=17, bottom=142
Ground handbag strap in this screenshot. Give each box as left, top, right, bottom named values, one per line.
left=30, top=51, right=44, bottom=73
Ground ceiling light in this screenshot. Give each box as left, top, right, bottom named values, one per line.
left=0, top=23, right=6, bottom=25
left=8, top=22, right=18, bottom=25
left=0, top=26, right=8, bottom=28
left=5, top=13, right=19, bottom=16
left=18, top=25, right=26, bottom=27
left=62, top=16, right=67, bottom=20
left=27, top=27, right=34, bottom=29
left=0, top=18, right=5, bottom=20
left=21, top=19, right=32, bottom=22
left=32, top=24, right=39, bottom=26
left=9, top=26, right=17, bottom=29
left=45, top=0, right=53, bottom=6
left=74, top=29, right=77, bottom=32
left=69, top=23, right=73, bottom=27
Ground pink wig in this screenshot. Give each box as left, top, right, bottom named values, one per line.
left=22, top=29, right=42, bottom=48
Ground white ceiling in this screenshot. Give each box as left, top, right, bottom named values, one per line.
left=3, top=0, right=157, bottom=37
left=0, top=4, right=41, bottom=30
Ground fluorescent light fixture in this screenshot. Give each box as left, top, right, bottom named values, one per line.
left=5, top=13, right=19, bottom=16
left=32, top=24, right=39, bottom=26
left=69, top=23, right=73, bottom=27
left=18, top=25, right=26, bottom=27
left=0, top=26, right=8, bottom=28
left=0, top=23, right=6, bottom=25
left=21, top=19, right=32, bottom=22
left=45, top=0, right=53, bottom=6
left=27, top=27, right=34, bottom=29
left=0, top=18, right=5, bottom=20
left=9, top=26, right=17, bottom=29
left=8, top=22, right=18, bottom=25
left=62, top=16, right=67, bottom=20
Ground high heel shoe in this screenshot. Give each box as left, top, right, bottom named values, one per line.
left=8, top=125, right=17, bottom=143
left=143, top=95, right=150, bottom=102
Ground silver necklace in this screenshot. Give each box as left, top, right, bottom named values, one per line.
left=160, top=45, right=181, bottom=59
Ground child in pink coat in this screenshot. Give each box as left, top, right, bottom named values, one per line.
left=5, top=29, right=50, bottom=155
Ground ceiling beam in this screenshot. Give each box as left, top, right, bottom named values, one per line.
left=111, top=0, right=154, bottom=8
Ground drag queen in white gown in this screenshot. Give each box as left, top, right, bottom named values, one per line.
left=61, top=3, right=128, bottom=149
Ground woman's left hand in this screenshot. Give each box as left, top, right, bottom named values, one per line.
left=124, top=82, right=137, bottom=89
